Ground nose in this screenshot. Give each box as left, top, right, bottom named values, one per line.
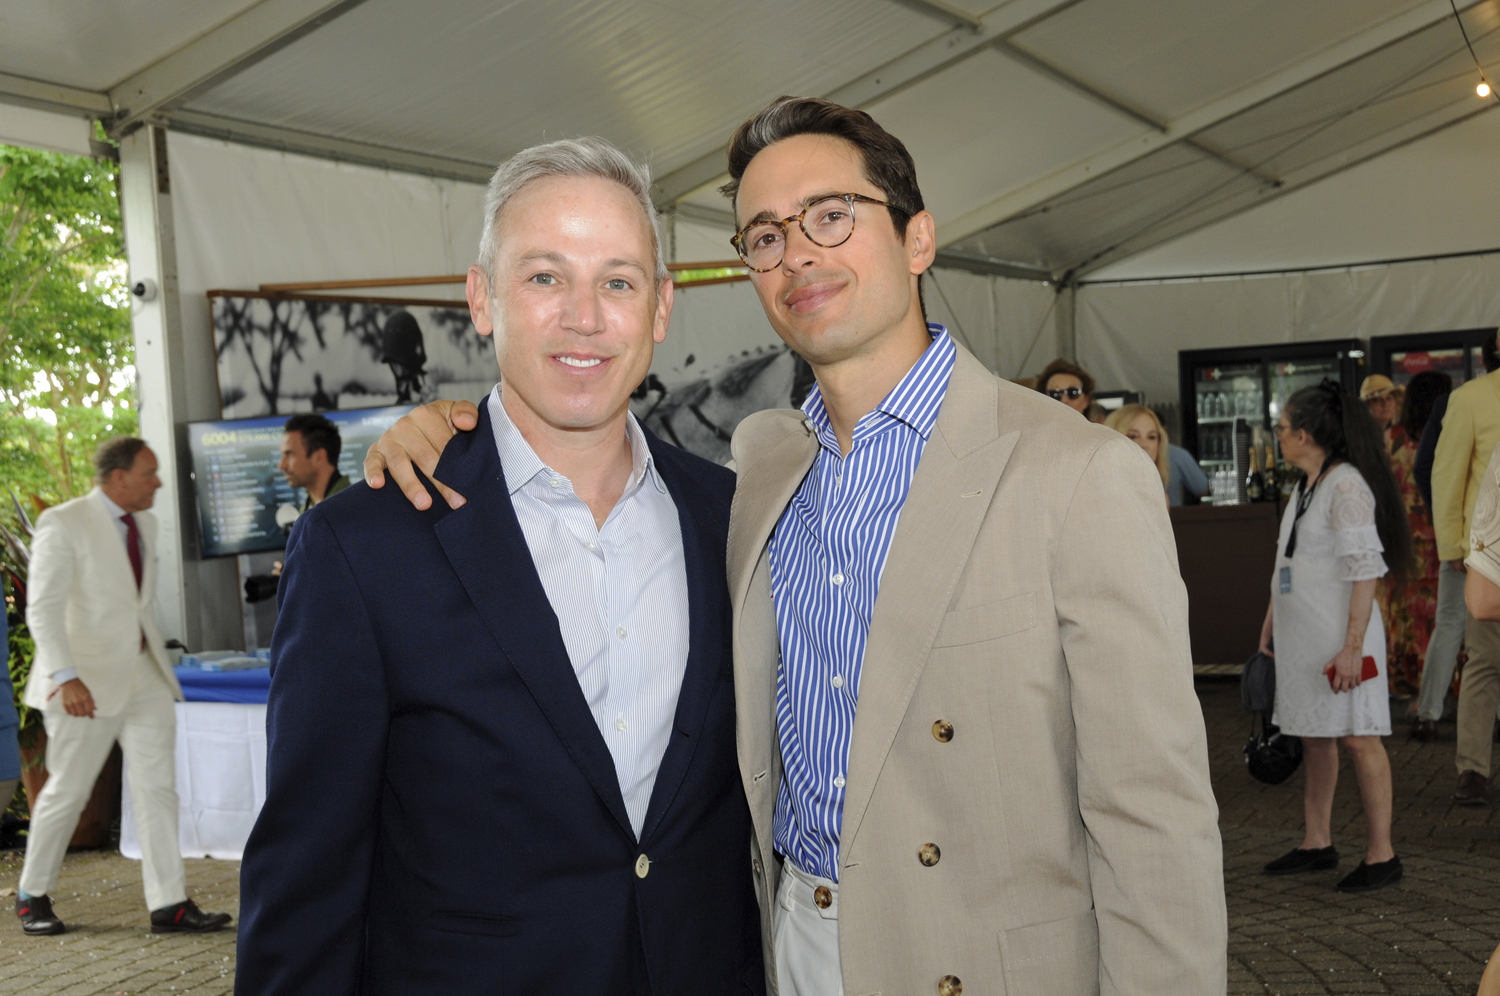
left=561, top=283, right=605, bottom=336
left=780, top=222, right=823, bottom=272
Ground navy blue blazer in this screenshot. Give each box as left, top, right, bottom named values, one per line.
left=236, top=405, right=763, bottom=995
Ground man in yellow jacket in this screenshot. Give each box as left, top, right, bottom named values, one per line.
left=1432, top=352, right=1500, bottom=805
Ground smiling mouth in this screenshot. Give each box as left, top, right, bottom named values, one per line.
left=783, top=281, right=843, bottom=314
left=556, top=356, right=603, bottom=368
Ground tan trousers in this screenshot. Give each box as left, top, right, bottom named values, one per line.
left=18, top=655, right=184, bottom=911
left=774, top=862, right=844, bottom=996
left=1458, top=616, right=1500, bottom=778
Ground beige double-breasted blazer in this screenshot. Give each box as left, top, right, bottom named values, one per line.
left=727, top=344, right=1226, bottom=996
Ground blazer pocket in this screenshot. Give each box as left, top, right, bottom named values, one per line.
left=429, top=910, right=520, bottom=937
left=999, top=909, right=1098, bottom=994
left=932, top=591, right=1037, bottom=648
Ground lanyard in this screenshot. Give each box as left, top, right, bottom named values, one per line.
left=1282, top=457, right=1332, bottom=561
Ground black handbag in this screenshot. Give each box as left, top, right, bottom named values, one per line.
left=1245, top=713, right=1303, bottom=784
left=1241, top=651, right=1276, bottom=714
left=1241, top=648, right=1302, bottom=784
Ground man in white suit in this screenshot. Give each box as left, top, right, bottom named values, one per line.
left=16, top=438, right=231, bottom=936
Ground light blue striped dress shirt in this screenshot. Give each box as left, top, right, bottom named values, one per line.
left=769, top=326, right=957, bottom=881
left=487, top=386, right=689, bottom=839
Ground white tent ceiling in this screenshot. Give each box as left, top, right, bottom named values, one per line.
left=3, top=0, right=1500, bottom=283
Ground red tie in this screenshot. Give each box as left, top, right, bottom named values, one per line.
left=121, top=513, right=143, bottom=591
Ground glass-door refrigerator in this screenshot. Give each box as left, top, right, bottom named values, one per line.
left=1368, top=328, right=1496, bottom=390
left=1179, top=338, right=1366, bottom=497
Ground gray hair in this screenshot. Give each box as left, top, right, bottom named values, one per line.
left=94, top=437, right=148, bottom=484
left=476, top=137, right=668, bottom=286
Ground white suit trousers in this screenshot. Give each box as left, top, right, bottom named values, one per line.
left=774, top=862, right=845, bottom=996
left=19, top=655, right=185, bottom=911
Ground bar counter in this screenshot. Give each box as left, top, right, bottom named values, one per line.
left=1170, top=501, right=1282, bottom=667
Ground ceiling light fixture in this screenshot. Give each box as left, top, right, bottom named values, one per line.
left=1480, top=81, right=1492, bottom=98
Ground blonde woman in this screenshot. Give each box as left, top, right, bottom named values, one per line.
left=1106, top=404, right=1171, bottom=495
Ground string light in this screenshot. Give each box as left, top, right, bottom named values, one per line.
left=1452, top=0, right=1496, bottom=100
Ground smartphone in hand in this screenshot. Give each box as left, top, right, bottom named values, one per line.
left=1325, top=656, right=1379, bottom=691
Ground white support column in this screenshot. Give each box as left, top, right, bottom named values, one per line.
left=119, top=126, right=198, bottom=649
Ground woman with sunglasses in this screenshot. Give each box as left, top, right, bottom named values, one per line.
left=1258, top=381, right=1412, bottom=893
left=1035, top=357, right=1094, bottom=416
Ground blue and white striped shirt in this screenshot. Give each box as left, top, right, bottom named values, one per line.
left=769, top=326, right=957, bottom=881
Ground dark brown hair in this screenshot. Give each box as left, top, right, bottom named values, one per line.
left=1398, top=370, right=1452, bottom=439
left=720, top=96, right=924, bottom=240
left=1286, top=381, right=1412, bottom=587
left=1036, top=358, right=1095, bottom=400
left=284, top=412, right=343, bottom=467
left=93, top=437, right=148, bottom=484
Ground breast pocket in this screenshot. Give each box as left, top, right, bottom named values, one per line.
left=932, top=591, right=1037, bottom=648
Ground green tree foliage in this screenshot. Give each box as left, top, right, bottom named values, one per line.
left=0, top=142, right=135, bottom=513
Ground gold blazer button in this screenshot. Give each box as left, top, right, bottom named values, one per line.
left=813, top=886, right=832, bottom=909
left=932, top=720, right=954, bottom=743
left=938, top=975, right=963, bottom=995
left=918, top=843, right=941, bottom=866
left=1477, top=540, right=1487, bottom=552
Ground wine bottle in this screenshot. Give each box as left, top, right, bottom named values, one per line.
left=1262, top=444, right=1277, bottom=497
left=1246, top=446, right=1265, bottom=502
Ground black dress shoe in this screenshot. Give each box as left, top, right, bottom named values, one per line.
left=16, top=894, right=65, bottom=936
left=1410, top=719, right=1438, bottom=742
left=1455, top=770, right=1489, bottom=806
left=1264, top=846, right=1339, bottom=875
left=1336, top=856, right=1403, bottom=892
left=150, top=899, right=232, bottom=934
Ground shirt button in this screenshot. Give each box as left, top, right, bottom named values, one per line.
left=616, top=717, right=628, bottom=732
left=635, top=854, right=650, bottom=878
left=831, top=675, right=844, bottom=689
left=832, top=573, right=845, bottom=586
left=549, top=478, right=562, bottom=489
left=833, top=775, right=845, bottom=788
left=617, top=626, right=628, bottom=639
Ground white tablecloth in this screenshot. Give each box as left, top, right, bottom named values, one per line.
left=120, top=701, right=267, bottom=861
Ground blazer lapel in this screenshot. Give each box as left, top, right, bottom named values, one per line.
left=87, top=490, right=138, bottom=596
left=840, top=348, right=1021, bottom=853
left=430, top=405, right=635, bottom=842
left=726, top=417, right=818, bottom=794
left=637, top=432, right=728, bottom=843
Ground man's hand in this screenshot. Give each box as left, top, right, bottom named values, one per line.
left=60, top=678, right=96, bottom=718
left=363, top=400, right=479, bottom=510
left=1258, top=601, right=1274, bottom=657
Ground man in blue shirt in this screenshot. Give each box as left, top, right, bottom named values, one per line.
left=367, top=100, right=1226, bottom=995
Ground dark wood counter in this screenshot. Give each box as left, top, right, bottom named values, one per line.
left=1170, top=502, right=1281, bottom=667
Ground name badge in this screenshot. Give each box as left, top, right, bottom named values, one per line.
left=1279, top=566, right=1292, bottom=594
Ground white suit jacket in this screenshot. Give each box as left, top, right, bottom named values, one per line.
left=24, top=489, right=182, bottom=715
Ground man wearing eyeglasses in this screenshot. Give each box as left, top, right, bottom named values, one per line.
left=366, top=96, right=1225, bottom=995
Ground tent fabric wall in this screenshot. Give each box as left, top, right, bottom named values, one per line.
left=1076, top=253, right=1500, bottom=403
left=924, top=268, right=1059, bottom=380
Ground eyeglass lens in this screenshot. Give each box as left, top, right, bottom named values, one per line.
left=738, top=197, right=856, bottom=271
left=1049, top=387, right=1082, bottom=399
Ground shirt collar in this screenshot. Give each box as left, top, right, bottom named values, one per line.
left=800, top=324, right=956, bottom=453
left=487, top=384, right=664, bottom=498
left=97, top=489, right=129, bottom=521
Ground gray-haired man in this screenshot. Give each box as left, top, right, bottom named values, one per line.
left=235, top=139, right=761, bottom=994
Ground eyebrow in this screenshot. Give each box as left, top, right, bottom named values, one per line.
left=516, top=251, right=649, bottom=277
left=742, top=190, right=848, bottom=228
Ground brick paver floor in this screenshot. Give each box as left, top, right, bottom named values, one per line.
left=1, top=679, right=1498, bottom=994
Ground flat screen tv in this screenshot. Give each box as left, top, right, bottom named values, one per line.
left=186, top=404, right=414, bottom=558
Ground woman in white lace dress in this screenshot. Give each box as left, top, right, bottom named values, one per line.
left=1257, top=381, right=1413, bottom=893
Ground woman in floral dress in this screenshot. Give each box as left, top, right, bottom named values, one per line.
left=1377, top=371, right=1452, bottom=697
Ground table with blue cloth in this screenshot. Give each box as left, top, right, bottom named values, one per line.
left=120, top=664, right=270, bottom=861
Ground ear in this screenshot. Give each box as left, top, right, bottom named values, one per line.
left=904, top=209, right=937, bottom=277
left=653, top=275, right=675, bottom=345
left=467, top=265, right=495, bottom=338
